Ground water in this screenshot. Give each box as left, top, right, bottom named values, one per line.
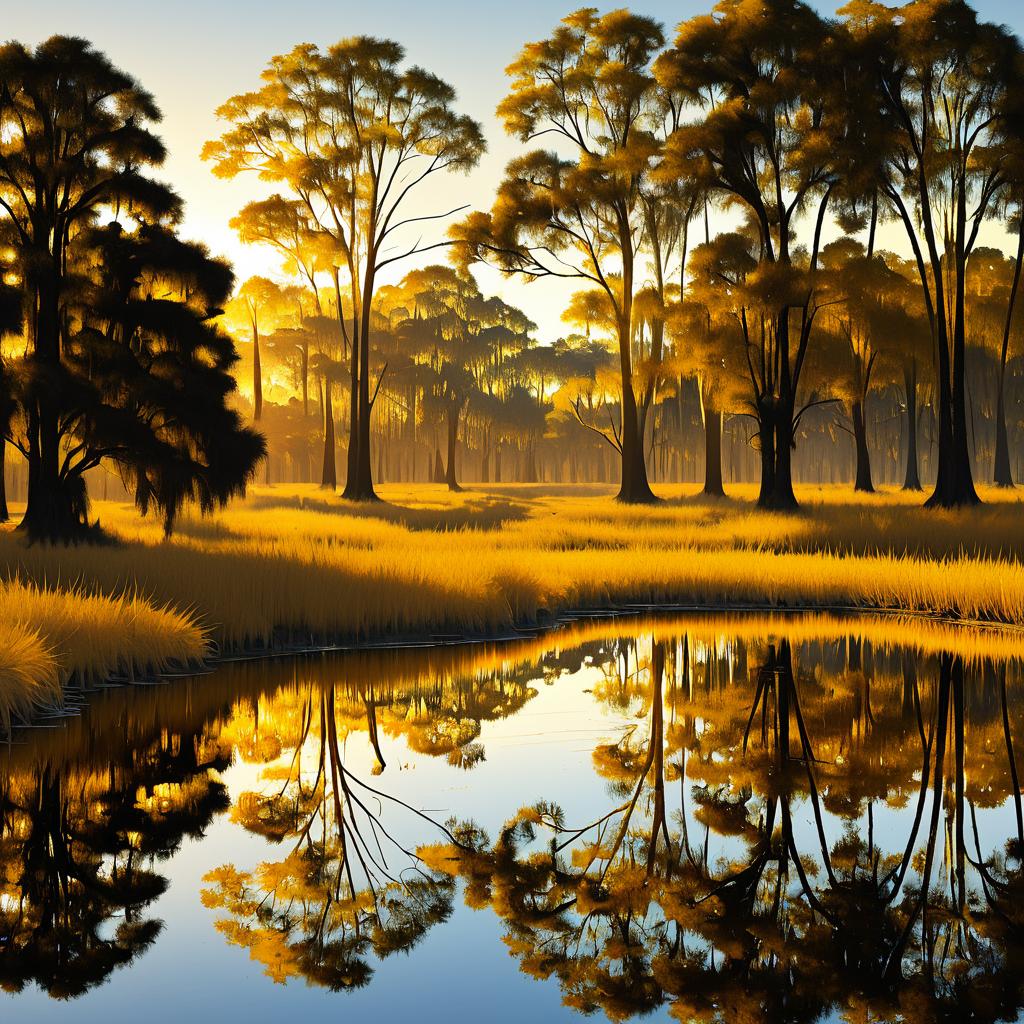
left=1, top=612, right=1022, bottom=1023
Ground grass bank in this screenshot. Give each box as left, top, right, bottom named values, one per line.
left=1, top=482, right=1022, bottom=723
left=0, top=578, right=208, bottom=729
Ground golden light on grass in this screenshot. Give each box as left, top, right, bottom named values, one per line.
left=0, top=620, right=59, bottom=734
left=0, top=482, right=1022, bottom=725
left=0, top=577, right=208, bottom=729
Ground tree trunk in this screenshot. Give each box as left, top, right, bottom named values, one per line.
left=524, top=441, right=539, bottom=484
left=345, top=269, right=378, bottom=501
left=994, top=219, right=1023, bottom=487
left=617, top=388, right=656, bottom=502
left=994, top=386, right=1013, bottom=487
left=445, top=404, right=462, bottom=492
left=851, top=399, right=874, bottom=493
left=320, top=380, right=337, bottom=490
left=0, top=437, right=7, bottom=523
left=702, top=399, right=725, bottom=498
left=251, top=320, right=263, bottom=421
left=926, top=192, right=979, bottom=508
left=480, top=430, right=490, bottom=483
left=755, top=401, right=777, bottom=509
left=767, top=409, right=799, bottom=509
left=20, top=267, right=90, bottom=542
left=337, top=269, right=361, bottom=501
left=903, top=362, right=922, bottom=491
left=301, top=342, right=309, bottom=419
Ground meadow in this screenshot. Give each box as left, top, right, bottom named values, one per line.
left=1, top=481, right=1023, bottom=727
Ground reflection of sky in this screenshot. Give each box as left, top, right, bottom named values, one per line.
left=1, top=637, right=1021, bottom=1023
left=8, top=2, right=1024, bottom=337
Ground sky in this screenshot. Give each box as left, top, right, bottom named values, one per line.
left=11, top=1, right=1024, bottom=338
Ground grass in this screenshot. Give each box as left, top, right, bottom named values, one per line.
left=0, top=481, right=1022, bottom=725
left=0, top=577, right=208, bottom=729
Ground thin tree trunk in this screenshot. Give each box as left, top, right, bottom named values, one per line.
left=0, top=437, right=7, bottom=523
left=445, top=404, right=462, bottom=492
left=321, top=380, right=337, bottom=490
left=21, top=265, right=88, bottom=541
left=251, top=318, right=263, bottom=421
left=995, top=219, right=1023, bottom=487
left=903, top=361, right=922, bottom=491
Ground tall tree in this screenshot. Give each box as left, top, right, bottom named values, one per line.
left=657, top=0, right=837, bottom=510
left=0, top=36, right=260, bottom=540
left=0, top=37, right=170, bottom=539
left=453, top=9, right=667, bottom=503
left=204, top=39, right=484, bottom=502
left=839, top=0, right=1021, bottom=506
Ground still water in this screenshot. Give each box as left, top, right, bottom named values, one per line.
left=1, top=612, right=1022, bottom=1023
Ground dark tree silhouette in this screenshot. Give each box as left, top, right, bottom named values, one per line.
left=0, top=36, right=262, bottom=540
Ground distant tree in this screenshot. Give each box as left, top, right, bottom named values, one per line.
left=668, top=243, right=749, bottom=497
left=394, top=266, right=482, bottom=491
left=223, top=276, right=293, bottom=422
left=817, top=239, right=920, bottom=493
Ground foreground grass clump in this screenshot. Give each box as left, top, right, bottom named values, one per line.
left=0, top=578, right=209, bottom=729
left=0, top=618, right=59, bottom=733
left=1, top=483, right=1022, bottom=660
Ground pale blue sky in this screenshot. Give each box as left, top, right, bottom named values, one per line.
left=11, top=2, right=1024, bottom=335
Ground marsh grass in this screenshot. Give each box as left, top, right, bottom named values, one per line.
left=0, top=620, right=59, bottom=733
left=0, top=578, right=208, bottom=729
left=0, top=481, right=1022, bottom=725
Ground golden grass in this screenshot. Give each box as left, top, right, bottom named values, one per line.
left=0, top=577, right=208, bottom=729
left=0, top=480, right=1021, bottom=720
left=0, top=619, right=59, bottom=733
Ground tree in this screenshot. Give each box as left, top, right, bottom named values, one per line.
left=393, top=266, right=482, bottom=491
left=965, top=247, right=1024, bottom=487
left=204, top=39, right=484, bottom=502
left=0, top=38, right=167, bottom=539
left=671, top=236, right=757, bottom=497
left=839, top=0, right=1021, bottom=506
left=453, top=9, right=668, bottom=503
left=66, top=222, right=264, bottom=534
left=658, top=0, right=838, bottom=509
left=224, top=276, right=291, bottom=423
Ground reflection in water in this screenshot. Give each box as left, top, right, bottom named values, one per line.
left=0, top=730, right=229, bottom=997
left=0, top=615, right=1022, bottom=1021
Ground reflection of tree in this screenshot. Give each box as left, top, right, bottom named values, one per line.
left=0, top=737, right=229, bottom=998
left=425, top=635, right=1024, bottom=1023
left=202, top=685, right=458, bottom=990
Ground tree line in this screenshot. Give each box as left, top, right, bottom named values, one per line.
left=2, top=0, right=1024, bottom=543
left=206, top=0, right=1024, bottom=510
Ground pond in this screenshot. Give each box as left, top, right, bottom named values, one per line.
left=1, top=612, right=1022, bottom=1023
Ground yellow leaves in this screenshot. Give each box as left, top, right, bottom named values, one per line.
left=415, top=843, right=464, bottom=876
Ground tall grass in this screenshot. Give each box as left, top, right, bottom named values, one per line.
left=0, top=577, right=209, bottom=729
left=0, top=619, right=59, bottom=733
left=0, top=481, right=1021, bottom=724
